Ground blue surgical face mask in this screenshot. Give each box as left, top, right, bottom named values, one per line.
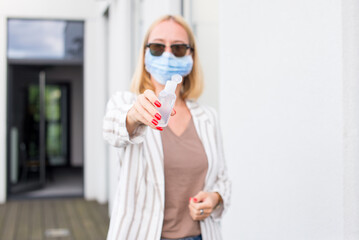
left=144, top=49, right=193, bottom=85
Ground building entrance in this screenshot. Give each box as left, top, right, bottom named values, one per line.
left=7, top=65, right=84, bottom=199
left=6, top=19, right=84, bottom=199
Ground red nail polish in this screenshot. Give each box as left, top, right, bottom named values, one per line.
left=173, top=109, right=176, bottom=114
left=155, top=113, right=161, bottom=120
left=152, top=119, right=158, bottom=125
left=189, top=197, right=192, bottom=201
left=156, top=127, right=163, bottom=131
left=154, top=101, right=161, bottom=107
left=194, top=198, right=197, bottom=202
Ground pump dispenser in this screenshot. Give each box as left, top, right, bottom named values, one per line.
left=156, top=74, right=182, bottom=127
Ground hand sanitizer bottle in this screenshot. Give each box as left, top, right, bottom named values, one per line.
left=156, top=74, right=182, bottom=127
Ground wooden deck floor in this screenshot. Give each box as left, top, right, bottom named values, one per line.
left=0, top=198, right=109, bottom=240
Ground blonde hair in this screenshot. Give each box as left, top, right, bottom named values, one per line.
left=130, top=15, right=204, bottom=100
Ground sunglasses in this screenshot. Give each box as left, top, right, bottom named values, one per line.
left=146, top=43, right=193, bottom=57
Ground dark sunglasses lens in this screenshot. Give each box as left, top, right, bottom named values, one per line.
left=149, top=44, right=164, bottom=56
left=171, top=45, right=188, bottom=57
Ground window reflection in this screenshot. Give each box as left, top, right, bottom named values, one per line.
left=8, top=19, right=83, bottom=60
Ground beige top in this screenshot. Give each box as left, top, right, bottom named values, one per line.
left=160, top=117, right=208, bottom=239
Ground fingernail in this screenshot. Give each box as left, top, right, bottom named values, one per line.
left=155, top=113, right=161, bottom=120
left=152, top=119, right=158, bottom=125
left=189, top=197, right=192, bottom=201
left=194, top=198, right=197, bottom=202
left=156, top=127, right=163, bottom=131
left=154, top=100, right=161, bottom=107
left=173, top=109, right=176, bottom=114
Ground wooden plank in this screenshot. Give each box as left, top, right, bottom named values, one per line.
left=0, top=202, right=8, bottom=237
left=98, top=203, right=109, bottom=221
left=73, top=199, right=102, bottom=240
left=0, top=198, right=110, bottom=240
left=86, top=200, right=109, bottom=238
left=64, top=198, right=88, bottom=240
left=53, top=199, right=72, bottom=240
left=29, top=200, right=44, bottom=240
left=89, top=200, right=109, bottom=239
left=14, top=200, right=31, bottom=240
left=43, top=199, right=60, bottom=240
left=0, top=201, right=19, bottom=240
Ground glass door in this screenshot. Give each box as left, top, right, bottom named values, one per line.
left=8, top=70, right=46, bottom=193
left=8, top=68, right=70, bottom=194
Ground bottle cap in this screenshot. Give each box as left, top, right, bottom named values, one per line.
left=171, top=74, right=183, bottom=84
left=164, top=74, right=183, bottom=93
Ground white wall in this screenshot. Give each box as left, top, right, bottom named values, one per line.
left=140, top=0, right=181, bottom=38
left=343, top=0, right=359, bottom=239
left=105, top=0, right=133, bottom=214
left=0, top=0, right=98, bottom=19
left=84, top=15, right=108, bottom=203
left=219, top=0, right=344, bottom=239
left=184, top=0, right=219, bottom=109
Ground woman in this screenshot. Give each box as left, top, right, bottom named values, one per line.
left=103, top=15, right=231, bottom=240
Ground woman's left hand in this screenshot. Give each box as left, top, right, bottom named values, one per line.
left=188, top=191, right=221, bottom=221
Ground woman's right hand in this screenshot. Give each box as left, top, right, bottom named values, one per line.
left=126, top=89, right=176, bottom=134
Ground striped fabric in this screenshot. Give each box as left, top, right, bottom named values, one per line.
left=103, top=91, right=231, bottom=240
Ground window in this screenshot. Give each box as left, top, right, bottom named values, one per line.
left=7, top=19, right=84, bottom=60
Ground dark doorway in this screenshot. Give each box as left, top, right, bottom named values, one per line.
left=7, top=65, right=84, bottom=199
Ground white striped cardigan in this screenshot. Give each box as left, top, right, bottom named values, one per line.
left=103, top=91, right=231, bottom=240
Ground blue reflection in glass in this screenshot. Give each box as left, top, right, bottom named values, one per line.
left=8, top=19, right=83, bottom=60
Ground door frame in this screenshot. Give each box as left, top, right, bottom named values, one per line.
left=6, top=62, right=83, bottom=198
